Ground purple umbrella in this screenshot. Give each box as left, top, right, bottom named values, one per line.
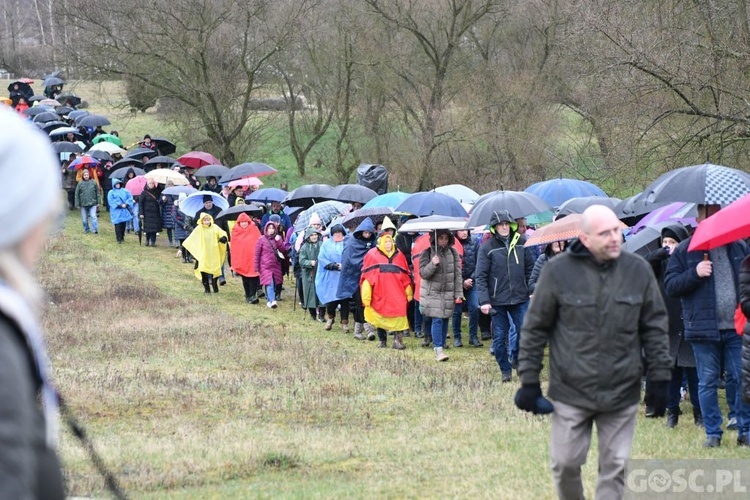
left=631, top=202, right=696, bottom=234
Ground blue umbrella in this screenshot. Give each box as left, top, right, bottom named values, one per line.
left=395, top=191, right=468, bottom=217
left=362, top=191, right=410, bottom=209
left=179, top=191, right=229, bottom=218
left=245, top=187, right=288, bottom=204
left=525, top=178, right=607, bottom=207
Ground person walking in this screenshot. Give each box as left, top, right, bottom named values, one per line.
left=74, top=169, right=101, bottom=234
left=337, top=218, right=377, bottom=340
left=316, top=224, right=350, bottom=332
left=515, top=205, right=671, bottom=499
left=230, top=213, right=262, bottom=303
left=298, top=226, right=324, bottom=321
left=107, top=178, right=134, bottom=244
left=254, top=221, right=288, bottom=308
left=139, top=177, right=163, bottom=247
left=182, top=214, right=228, bottom=293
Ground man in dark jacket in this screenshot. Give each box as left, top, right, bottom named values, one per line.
left=516, top=205, right=671, bottom=500
left=664, top=204, right=750, bottom=448
left=475, top=210, right=534, bottom=381
left=452, top=229, right=482, bottom=347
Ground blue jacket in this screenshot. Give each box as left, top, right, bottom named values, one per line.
left=336, top=218, right=376, bottom=299
left=456, top=233, right=480, bottom=281
left=475, top=230, right=534, bottom=307
left=664, top=236, right=748, bottom=342
left=107, top=186, right=134, bottom=224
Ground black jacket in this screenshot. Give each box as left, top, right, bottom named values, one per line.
left=740, top=255, right=750, bottom=403
left=139, top=186, right=163, bottom=233
left=475, top=230, right=534, bottom=307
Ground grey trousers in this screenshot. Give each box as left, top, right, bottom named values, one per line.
left=549, top=400, right=639, bottom=500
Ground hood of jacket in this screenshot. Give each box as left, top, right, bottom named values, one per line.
left=376, top=233, right=396, bottom=258
left=489, top=210, right=518, bottom=234
left=429, top=228, right=455, bottom=248
left=353, top=217, right=376, bottom=241
left=304, top=226, right=321, bottom=241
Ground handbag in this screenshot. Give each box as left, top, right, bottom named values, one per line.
left=275, top=248, right=286, bottom=261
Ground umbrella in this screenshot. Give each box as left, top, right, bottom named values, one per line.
left=227, top=177, right=263, bottom=188
left=362, top=191, right=410, bottom=209
left=126, top=147, right=158, bottom=161
left=56, top=106, right=75, bottom=116
left=635, top=163, right=750, bottom=206
left=24, top=106, right=54, bottom=117
left=77, top=114, right=111, bottom=128
left=555, top=196, right=621, bottom=219
left=110, top=166, right=146, bottom=180
left=32, top=111, right=59, bottom=123
left=39, top=98, right=61, bottom=107
left=245, top=187, right=288, bottom=204
left=177, top=151, right=221, bottom=169
left=293, top=200, right=351, bottom=232
left=148, top=137, right=176, bottom=156
left=433, top=184, right=480, bottom=204
left=395, top=191, right=468, bottom=217
left=43, top=76, right=65, bottom=87
left=40, top=121, right=69, bottom=133
left=614, top=195, right=673, bottom=226
left=126, top=176, right=148, bottom=196
left=688, top=193, right=750, bottom=251
left=219, top=162, right=278, bottom=183
left=144, top=168, right=189, bottom=186
left=28, top=95, right=47, bottom=103
left=631, top=202, right=696, bottom=234
left=92, top=133, right=123, bottom=147
left=525, top=178, right=607, bottom=207
left=194, top=164, right=230, bottom=178
left=89, top=142, right=126, bottom=155
left=524, top=214, right=584, bottom=247
left=144, top=155, right=177, bottom=168
left=215, top=204, right=264, bottom=222
left=340, top=206, right=394, bottom=230
left=52, top=142, right=83, bottom=154
left=68, top=156, right=99, bottom=170
left=89, top=150, right=112, bottom=162
left=49, top=127, right=85, bottom=141
left=57, top=94, right=82, bottom=107
left=179, top=191, right=230, bottom=217
left=162, top=185, right=198, bottom=196
left=397, top=215, right=467, bottom=233
left=112, top=157, right=144, bottom=169
left=467, top=190, right=551, bottom=227
left=326, top=184, right=378, bottom=205
left=284, top=184, right=335, bottom=208
left=623, top=222, right=677, bottom=257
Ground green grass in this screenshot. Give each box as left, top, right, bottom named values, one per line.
left=39, top=211, right=743, bottom=499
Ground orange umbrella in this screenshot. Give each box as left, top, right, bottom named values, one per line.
left=524, top=214, right=583, bottom=247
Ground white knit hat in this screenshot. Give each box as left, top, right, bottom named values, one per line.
left=0, top=108, right=61, bottom=247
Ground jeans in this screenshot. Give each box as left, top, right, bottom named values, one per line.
left=429, top=317, right=449, bottom=348
left=80, top=205, right=98, bottom=233
left=491, top=303, right=528, bottom=374
left=508, top=301, right=529, bottom=364
left=452, top=285, right=478, bottom=342
left=691, top=330, right=750, bottom=439
left=265, top=277, right=276, bottom=303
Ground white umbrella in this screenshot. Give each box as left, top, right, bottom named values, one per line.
left=397, top=215, right=467, bottom=233
left=144, top=168, right=189, bottom=186
left=434, top=184, right=480, bottom=204
left=89, top=142, right=127, bottom=155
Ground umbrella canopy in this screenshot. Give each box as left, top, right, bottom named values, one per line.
left=339, top=206, right=394, bottom=231
left=525, top=178, right=607, bottom=207
left=688, top=193, right=750, bottom=251
left=362, top=191, right=410, bottom=209
left=284, top=184, right=335, bottom=208
left=68, top=156, right=99, bottom=170
left=43, top=76, right=65, bottom=87
left=631, top=202, right=696, bottom=234
left=524, top=214, right=584, bottom=247
left=57, top=94, right=82, bottom=107
left=194, top=164, right=230, bottom=178
left=91, top=133, right=123, bottom=147
left=245, top=187, right=288, bottom=204
left=467, top=190, right=551, bottom=227
left=177, top=151, right=221, bottom=169
left=52, top=142, right=83, bottom=154
left=326, top=184, right=378, bottom=205
left=433, top=184, right=480, bottom=204
left=110, top=166, right=146, bottom=180
left=215, top=204, right=264, bottom=222
left=32, top=111, right=59, bottom=123
left=395, top=191, right=468, bottom=217
left=77, top=114, right=111, bottom=128
left=219, top=162, right=278, bottom=183
left=126, top=147, right=158, bottom=161
left=149, top=137, right=177, bottom=156
left=89, top=141, right=126, bottom=155
left=397, top=215, right=467, bottom=233
left=162, top=185, right=198, bottom=196
left=89, top=150, right=112, bottom=162
left=67, top=110, right=90, bottom=123
left=180, top=191, right=230, bottom=217
left=623, top=222, right=676, bottom=257
left=555, top=196, right=621, bottom=219
left=615, top=195, right=673, bottom=226
left=24, top=106, right=54, bottom=117
left=227, top=177, right=263, bottom=189
left=49, top=127, right=85, bottom=141
left=144, top=168, right=189, bottom=186
left=40, top=121, right=69, bottom=133
left=293, top=200, right=351, bottom=232
left=39, top=98, right=61, bottom=107
left=126, top=176, right=148, bottom=196
left=636, top=163, right=750, bottom=206
left=144, top=155, right=177, bottom=167
left=55, top=106, right=75, bottom=116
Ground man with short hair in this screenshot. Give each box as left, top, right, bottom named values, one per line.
left=516, top=205, right=671, bottom=499
left=664, top=203, right=750, bottom=448
left=261, top=200, right=292, bottom=231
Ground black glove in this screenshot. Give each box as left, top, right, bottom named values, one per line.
left=325, top=263, right=338, bottom=270
left=218, top=236, right=228, bottom=244
left=514, top=383, right=542, bottom=413
left=649, top=380, right=669, bottom=418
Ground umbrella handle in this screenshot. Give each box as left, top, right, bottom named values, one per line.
left=703, top=253, right=710, bottom=262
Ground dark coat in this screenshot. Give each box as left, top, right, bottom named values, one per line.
left=455, top=232, right=480, bottom=281
left=740, top=255, right=750, bottom=403
left=139, top=187, right=163, bottom=233
left=173, top=209, right=192, bottom=241
left=160, top=194, right=177, bottom=229
left=337, top=218, right=377, bottom=299
left=475, top=229, right=534, bottom=307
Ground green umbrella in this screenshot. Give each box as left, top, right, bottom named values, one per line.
left=92, top=133, right=123, bottom=147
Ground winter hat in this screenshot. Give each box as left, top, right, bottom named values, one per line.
left=203, top=194, right=214, bottom=203
left=0, top=108, right=61, bottom=248
left=309, top=213, right=322, bottom=227
left=329, top=224, right=346, bottom=236
left=269, top=214, right=282, bottom=224
left=661, top=224, right=689, bottom=244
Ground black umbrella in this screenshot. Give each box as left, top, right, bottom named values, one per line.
left=623, top=222, right=676, bottom=257
left=89, top=150, right=112, bottom=162
left=339, top=206, right=394, bottom=231
left=151, top=138, right=176, bottom=156
left=467, top=190, right=551, bottom=227
left=40, top=121, right=69, bottom=133
left=32, top=111, right=60, bottom=123
left=24, top=106, right=54, bottom=117
left=555, top=196, right=622, bottom=219
left=144, top=155, right=177, bottom=167
left=53, top=142, right=83, bottom=154
left=326, top=184, right=378, bottom=205
left=77, top=114, right=111, bottom=128
left=215, top=204, right=264, bottom=222
left=110, top=166, right=146, bottom=180
left=68, top=110, right=89, bottom=122
left=57, top=94, right=82, bottom=107
left=219, top=162, right=278, bottom=183
left=56, top=106, right=75, bottom=116
left=283, top=184, right=335, bottom=208
left=245, top=187, right=288, bottom=204
left=28, top=95, right=47, bottom=103
left=126, top=147, right=158, bottom=161
left=49, top=127, right=85, bottom=142
left=194, top=164, right=230, bottom=178
left=615, top=195, right=673, bottom=226
left=43, top=76, right=65, bottom=87
left=635, top=163, right=750, bottom=206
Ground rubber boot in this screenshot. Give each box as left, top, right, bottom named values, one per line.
left=353, top=322, right=365, bottom=340
left=212, top=278, right=219, bottom=293
left=325, top=315, right=335, bottom=331
left=341, top=320, right=350, bottom=334
left=393, top=331, right=406, bottom=350
left=434, top=347, right=449, bottom=362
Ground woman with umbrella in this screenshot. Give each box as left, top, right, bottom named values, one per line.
left=254, top=221, right=288, bottom=308
left=298, top=226, right=324, bottom=321
left=183, top=214, right=228, bottom=294
left=107, top=178, right=134, bottom=244
left=139, top=178, right=163, bottom=246
left=231, top=213, right=262, bottom=303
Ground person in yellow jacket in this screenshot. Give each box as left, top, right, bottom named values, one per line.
left=183, top=213, right=228, bottom=293
left=360, top=233, right=413, bottom=349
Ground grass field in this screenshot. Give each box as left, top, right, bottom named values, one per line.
left=39, top=211, right=742, bottom=499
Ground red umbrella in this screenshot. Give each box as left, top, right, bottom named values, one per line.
left=688, top=193, right=750, bottom=251
left=126, top=176, right=148, bottom=196
left=68, top=155, right=100, bottom=170
left=177, top=151, right=221, bottom=169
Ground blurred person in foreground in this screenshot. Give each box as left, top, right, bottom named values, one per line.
left=516, top=205, right=670, bottom=499
left=0, top=107, right=65, bottom=497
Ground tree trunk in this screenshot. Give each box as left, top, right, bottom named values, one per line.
left=33, top=0, right=47, bottom=45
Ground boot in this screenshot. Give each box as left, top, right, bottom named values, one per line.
left=364, top=323, right=377, bottom=341
left=393, top=331, right=406, bottom=350
left=421, top=333, right=432, bottom=348
left=325, top=315, right=335, bottom=331
left=377, top=340, right=387, bottom=348
left=341, top=320, right=350, bottom=334
left=434, top=347, right=449, bottom=362
left=666, top=407, right=680, bottom=428
left=693, top=406, right=704, bottom=427
left=469, top=333, right=483, bottom=347
left=202, top=276, right=211, bottom=294
left=212, top=278, right=219, bottom=293
left=353, top=322, right=365, bottom=340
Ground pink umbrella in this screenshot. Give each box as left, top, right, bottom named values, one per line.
left=126, top=175, right=148, bottom=196
left=176, top=151, right=221, bottom=169
left=228, top=177, right=263, bottom=189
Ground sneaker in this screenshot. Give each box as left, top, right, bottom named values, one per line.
left=266, top=302, right=273, bottom=308
left=727, top=417, right=738, bottom=431
left=271, top=301, right=278, bottom=309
